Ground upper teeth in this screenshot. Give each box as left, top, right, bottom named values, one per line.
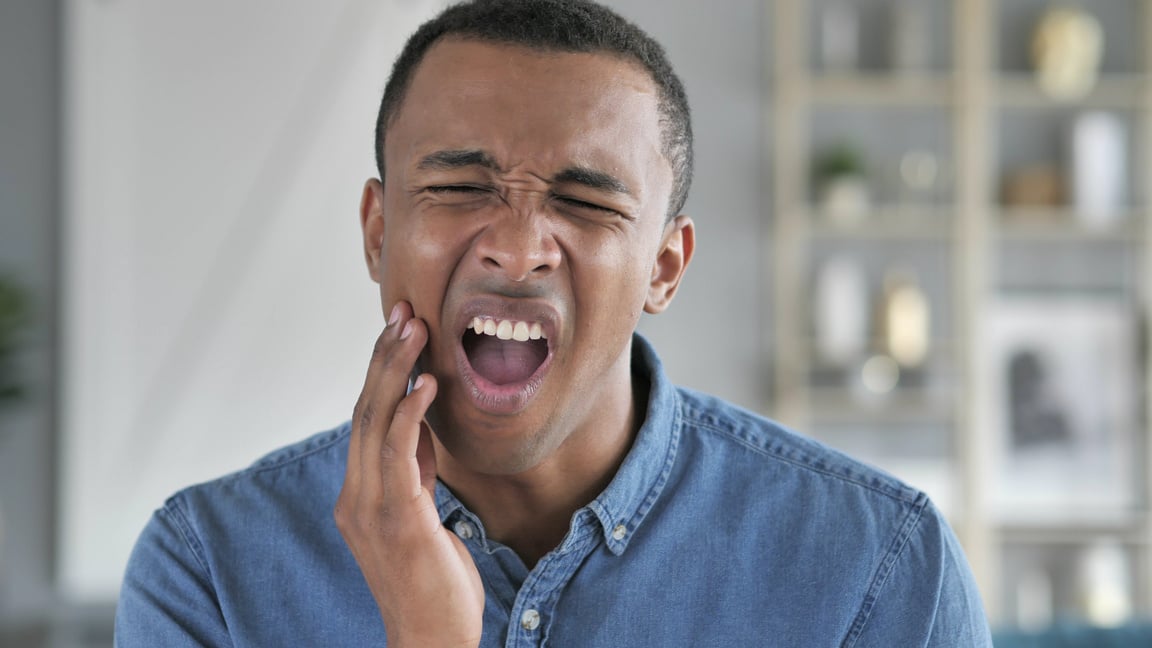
left=470, top=317, right=545, bottom=341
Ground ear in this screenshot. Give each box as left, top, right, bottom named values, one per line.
left=644, top=215, right=695, bottom=314
left=360, top=178, right=386, bottom=283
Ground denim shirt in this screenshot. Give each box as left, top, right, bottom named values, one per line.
left=116, top=335, right=992, bottom=647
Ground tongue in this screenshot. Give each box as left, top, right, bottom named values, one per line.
left=468, top=335, right=546, bottom=385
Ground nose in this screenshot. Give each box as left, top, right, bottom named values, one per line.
left=473, top=211, right=562, bottom=281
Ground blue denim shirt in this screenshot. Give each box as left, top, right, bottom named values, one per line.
left=116, top=335, right=992, bottom=646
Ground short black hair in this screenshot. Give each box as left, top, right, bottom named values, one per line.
left=374, top=0, right=693, bottom=218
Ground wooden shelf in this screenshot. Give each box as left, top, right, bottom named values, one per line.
left=997, top=73, right=1149, bottom=110
left=807, top=72, right=953, bottom=107
left=800, top=204, right=956, bottom=240
left=995, top=208, right=1145, bottom=241
left=998, top=518, right=1149, bottom=546
left=806, top=386, right=955, bottom=425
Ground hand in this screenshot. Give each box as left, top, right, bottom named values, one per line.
left=335, top=301, right=484, bottom=647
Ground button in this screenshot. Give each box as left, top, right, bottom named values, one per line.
left=453, top=520, right=475, bottom=540
left=520, top=608, right=541, bottom=631
left=612, top=524, right=627, bottom=541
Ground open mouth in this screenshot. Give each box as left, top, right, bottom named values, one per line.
left=462, top=316, right=550, bottom=386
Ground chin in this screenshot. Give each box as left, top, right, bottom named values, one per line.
left=430, top=410, right=559, bottom=477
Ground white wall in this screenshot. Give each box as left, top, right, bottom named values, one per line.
left=620, top=0, right=766, bottom=410
left=60, top=0, right=449, bottom=602
left=60, top=0, right=765, bottom=603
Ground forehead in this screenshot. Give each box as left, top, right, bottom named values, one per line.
left=385, top=39, right=668, bottom=183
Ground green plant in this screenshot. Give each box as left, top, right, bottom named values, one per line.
left=812, top=142, right=867, bottom=185
left=0, top=274, right=29, bottom=405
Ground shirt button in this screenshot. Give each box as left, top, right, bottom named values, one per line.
left=612, top=524, right=628, bottom=541
left=520, top=608, right=541, bottom=631
left=453, top=520, right=475, bottom=540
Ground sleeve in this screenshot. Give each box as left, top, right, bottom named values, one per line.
left=114, top=498, right=234, bottom=648
left=847, top=499, right=994, bottom=648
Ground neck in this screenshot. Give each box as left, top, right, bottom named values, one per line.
left=436, top=367, right=649, bottom=568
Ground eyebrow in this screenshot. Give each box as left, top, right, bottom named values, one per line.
left=416, top=148, right=632, bottom=198
left=553, top=166, right=633, bottom=198
left=416, top=149, right=502, bottom=171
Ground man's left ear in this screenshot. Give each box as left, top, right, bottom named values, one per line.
left=644, top=215, right=695, bottom=314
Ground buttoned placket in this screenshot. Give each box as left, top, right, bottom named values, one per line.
left=502, top=510, right=605, bottom=647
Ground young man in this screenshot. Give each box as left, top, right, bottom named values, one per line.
left=116, top=1, right=992, bottom=646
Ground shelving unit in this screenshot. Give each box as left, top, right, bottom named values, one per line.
left=768, top=0, right=1152, bottom=628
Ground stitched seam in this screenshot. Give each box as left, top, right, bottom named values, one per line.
left=624, top=390, right=682, bottom=539
left=593, top=389, right=683, bottom=553
left=840, top=494, right=929, bottom=647
left=163, top=496, right=214, bottom=581
left=692, top=421, right=914, bottom=503
left=158, top=497, right=236, bottom=647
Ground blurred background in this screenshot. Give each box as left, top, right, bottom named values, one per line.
left=3, top=0, right=1151, bottom=645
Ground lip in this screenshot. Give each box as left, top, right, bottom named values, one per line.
left=452, top=296, right=559, bottom=415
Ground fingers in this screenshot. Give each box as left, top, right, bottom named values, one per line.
left=383, top=373, right=437, bottom=501
left=346, top=301, right=428, bottom=491
left=416, top=420, right=438, bottom=498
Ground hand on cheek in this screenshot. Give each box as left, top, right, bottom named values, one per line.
left=334, top=300, right=484, bottom=647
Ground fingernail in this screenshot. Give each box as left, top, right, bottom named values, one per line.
left=413, top=375, right=425, bottom=390
left=400, top=320, right=414, bottom=340
left=388, top=303, right=402, bottom=327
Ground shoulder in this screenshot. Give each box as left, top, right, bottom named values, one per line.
left=137, top=421, right=353, bottom=583
left=660, top=389, right=991, bottom=641
left=673, top=386, right=921, bottom=507
left=245, top=420, right=352, bottom=473
left=162, top=422, right=351, bottom=523
left=118, top=422, right=371, bottom=646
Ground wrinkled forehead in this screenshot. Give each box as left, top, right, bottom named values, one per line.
left=384, top=39, right=671, bottom=202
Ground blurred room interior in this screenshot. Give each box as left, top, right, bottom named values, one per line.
left=3, top=0, right=1152, bottom=645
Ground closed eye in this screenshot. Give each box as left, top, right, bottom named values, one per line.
left=555, top=195, right=618, bottom=214
left=426, top=184, right=491, bottom=195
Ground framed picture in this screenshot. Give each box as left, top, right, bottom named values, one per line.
left=984, top=297, right=1138, bottom=522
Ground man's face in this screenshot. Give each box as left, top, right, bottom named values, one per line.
left=361, top=39, right=691, bottom=474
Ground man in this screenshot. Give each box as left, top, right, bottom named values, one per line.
left=116, top=1, right=993, bottom=646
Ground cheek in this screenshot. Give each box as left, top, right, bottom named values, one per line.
left=380, top=217, right=472, bottom=310
left=575, top=238, right=653, bottom=320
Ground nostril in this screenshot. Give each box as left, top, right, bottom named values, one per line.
left=475, top=226, right=559, bottom=279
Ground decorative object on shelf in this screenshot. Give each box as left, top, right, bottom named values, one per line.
left=876, top=269, right=930, bottom=369
left=888, top=0, right=930, bottom=73
left=1000, top=165, right=1065, bottom=209
left=819, top=1, right=859, bottom=73
left=1078, top=538, right=1132, bottom=627
left=813, top=256, right=868, bottom=368
left=1031, top=6, right=1103, bottom=101
left=897, top=149, right=940, bottom=205
left=1068, top=111, right=1126, bottom=230
left=859, top=354, right=900, bottom=396
left=984, top=297, right=1136, bottom=521
left=812, top=142, right=870, bottom=224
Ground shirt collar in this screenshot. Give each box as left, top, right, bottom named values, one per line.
left=434, top=333, right=682, bottom=556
